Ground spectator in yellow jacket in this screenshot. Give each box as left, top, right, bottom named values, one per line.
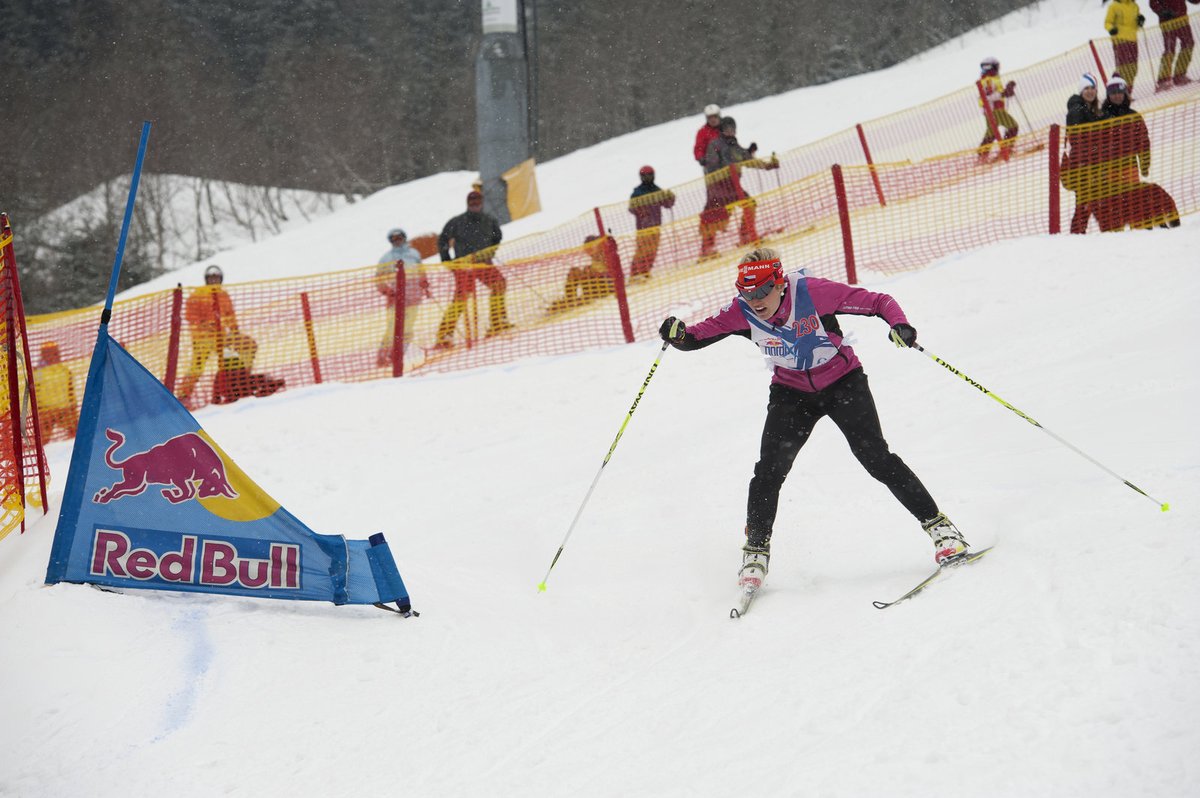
left=1106, top=0, right=1147, bottom=89
left=33, top=341, right=77, bottom=440
left=977, top=56, right=1019, bottom=162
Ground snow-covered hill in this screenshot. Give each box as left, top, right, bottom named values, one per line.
left=3, top=2, right=1198, bottom=796
left=117, top=0, right=1102, bottom=297
left=3, top=218, right=1196, bottom=798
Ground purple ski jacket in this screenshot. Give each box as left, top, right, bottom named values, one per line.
left=685, top=276, right=909, bottom=393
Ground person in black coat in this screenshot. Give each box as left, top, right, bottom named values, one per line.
left=1097, top=77, right=1180, bottom=229
left=1062, top=74, right=1107, bottom=233
left=433, top=191, right=513, bottom=349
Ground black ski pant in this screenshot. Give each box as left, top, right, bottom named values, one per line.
left=745, top=368, right=939, bottom=548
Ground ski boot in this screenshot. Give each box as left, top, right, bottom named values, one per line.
left=738, top=543, right=770, bottom=591
left=921, top=513, right=969, bottom=566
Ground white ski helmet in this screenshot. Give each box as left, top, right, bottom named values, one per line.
left=704, top=103, right=721, bottom=117
left=387, top=228, right=406, bottom=242
left=203, top=264, right=223, bottom=283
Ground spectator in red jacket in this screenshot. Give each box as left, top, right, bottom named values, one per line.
left=1150, top=0, right=1199, bottom=90
left=693, top=104, right=723, bottom=167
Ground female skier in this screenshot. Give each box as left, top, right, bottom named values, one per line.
left=659, top=248, right=969, bottom=590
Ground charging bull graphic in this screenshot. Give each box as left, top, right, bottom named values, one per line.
left=93, top=428, right=238, bottom=504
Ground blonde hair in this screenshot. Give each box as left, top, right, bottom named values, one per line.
left=739, top=246, right=780, bottom=265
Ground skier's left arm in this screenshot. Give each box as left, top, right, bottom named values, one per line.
left=810, top=278, right=918, bottom=347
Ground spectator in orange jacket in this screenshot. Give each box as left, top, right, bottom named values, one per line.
left=178, top=264, right=259, bottom=405
left=1150, top=0, right=1200, bottom=90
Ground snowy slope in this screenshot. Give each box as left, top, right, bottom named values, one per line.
left=118, top=0, right=1101, bottom=296
left=4, top=1, right=1199, bottom=794
left=2, top=222, right=1197, bottom=797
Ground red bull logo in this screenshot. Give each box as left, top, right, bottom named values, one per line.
left=93, top=429, right=238, bottom=505
left=89, top=529, right=300, bottom=589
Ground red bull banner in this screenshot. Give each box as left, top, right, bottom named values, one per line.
left=45, top=331, right=413, bottom=613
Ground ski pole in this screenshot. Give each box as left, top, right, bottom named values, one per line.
left=538, top=341, right=670, bottom=591
left=909, top=343, right=1168, bottom=511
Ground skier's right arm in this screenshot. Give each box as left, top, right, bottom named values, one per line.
left=660, top=317, right=732, bottom=350
left=660, top=303, right=749, bottom=351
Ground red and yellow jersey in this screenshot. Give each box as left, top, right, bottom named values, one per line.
left=978, top=74, right=1007, bottom=110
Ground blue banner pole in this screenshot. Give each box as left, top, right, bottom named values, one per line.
left=101, top=120, right=152, bottom=324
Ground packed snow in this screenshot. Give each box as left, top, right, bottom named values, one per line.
left=3, top=1, right=1198, bottom=795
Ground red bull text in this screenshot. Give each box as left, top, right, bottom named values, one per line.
left=89, top=529, right=300, bottom=589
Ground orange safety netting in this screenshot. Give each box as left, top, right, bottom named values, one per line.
left=21, top=24, right=1200, bottom=433
left=1, top=216, right=50, bottom=540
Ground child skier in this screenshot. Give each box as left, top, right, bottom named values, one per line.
left=658, top=248, right=970, bottom=592
left=977, top=56, right=1019, bottom=162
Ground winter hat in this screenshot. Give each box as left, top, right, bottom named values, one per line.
left=735, top=258, right=784, bottom=295
left=1106, top=76, right=1129, bottom=94
left=719, top=116, right=737, bottom=132
left=638, top=165, right=655, bottom=177
left=387, top=227, right=406, bottom=241
left=467, top=190, right=483, bottom=204
left=1079, top=73, right=1099, bottom=93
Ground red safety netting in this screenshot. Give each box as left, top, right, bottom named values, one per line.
left=22, top=22, right=1200, bottom=432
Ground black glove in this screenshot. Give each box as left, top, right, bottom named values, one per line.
left=660, top=316, right=686, bottom=345
left=1137, top=13, right=1145, bottom=26
left=889, top=323, right=917, bottom=348
left=749, top=142, right=758, bottom=154
left=1109, top=26, right=1119, bottom=35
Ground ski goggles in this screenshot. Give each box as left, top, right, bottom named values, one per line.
left=737, top=278, right=779, bottom=302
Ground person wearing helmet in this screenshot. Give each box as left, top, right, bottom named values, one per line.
left=1105, top=0, right=1146, bottom=90
left=976, top=56, right=1019, bottom=163
left=658, top=247, right=970, bottom=593
left=178, top=265, right=274, bottom=406
left=626, top=165, right=676, bottom=282
left=376, top=227, right=431, bottom=368
left=33, top=340, right=78, bottom=440
left=1098, top=76, right=1181, bottom=229
left=693, top=103, right=723, bottom=166
left=700, top=117, right=779, bottom=256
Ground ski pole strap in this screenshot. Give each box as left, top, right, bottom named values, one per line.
left=538, top=342, right=671, bottom=592
left=913, top=344, right=1168, bottom=511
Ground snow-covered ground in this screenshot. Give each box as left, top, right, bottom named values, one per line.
left=118, top=0, right=1104, bottom=297
left=3, top=218, right=1196, bottom=798
left=4, top=2, right=1199, bottom=795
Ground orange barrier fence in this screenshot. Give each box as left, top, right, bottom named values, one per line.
left=19, top=24, right=1200, bottom=438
